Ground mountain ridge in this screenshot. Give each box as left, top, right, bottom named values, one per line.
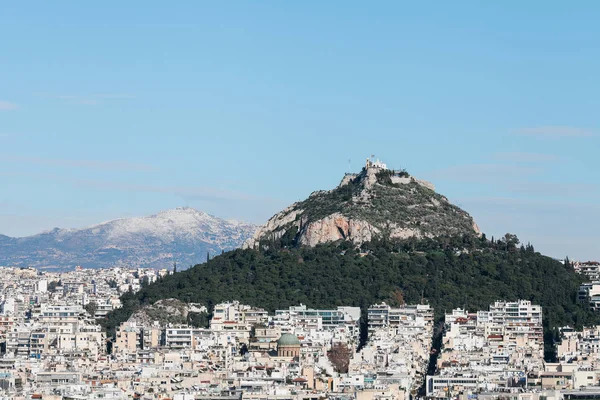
left=0, top=207, right=257, bottom=270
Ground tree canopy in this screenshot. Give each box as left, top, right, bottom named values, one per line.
left=102, top=234, right=597, bottom=361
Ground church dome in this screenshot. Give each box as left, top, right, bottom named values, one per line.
left=277, top=333, right=300, bottom=346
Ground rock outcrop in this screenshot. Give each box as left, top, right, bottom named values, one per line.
left=127, top=299, right=207, bottom=326
left=298, top=213, right=379, bottom=246
left=245, top=164, right=481, bottom=249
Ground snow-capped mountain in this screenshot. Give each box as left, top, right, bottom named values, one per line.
left=0, top=208, right=257, bottom=270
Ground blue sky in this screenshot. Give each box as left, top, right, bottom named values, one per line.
left=1, top=2, right=599, bottom=260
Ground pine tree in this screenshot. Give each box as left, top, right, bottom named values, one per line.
left=206, top=252, right=210, bottom=263
left=173, top=262, right=177, bottom=274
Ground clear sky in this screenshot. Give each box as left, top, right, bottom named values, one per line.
left=1, top=2, right=599, bottom=260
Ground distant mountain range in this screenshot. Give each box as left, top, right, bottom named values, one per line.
left=0, top=208, right=257, bottom=270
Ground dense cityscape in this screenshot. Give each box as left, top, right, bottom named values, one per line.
left=0, top=261, right=597, bottom=399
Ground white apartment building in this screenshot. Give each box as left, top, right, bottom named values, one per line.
left=426, top=375, right=479, bottom=397
left=574, top=261, right=600, bottom=281
left=38, top=304, right=84, bottom=327
left=212, top=301, right=268, bottom=325
left=367, top=303, right=433, bottom=332
left=275, top=305, right=360, bottom=329
left=483, top=300, right=543, bottom=346
left=165, top=326, right=194, bottom=349
left=5, top=326, right=31, bottom=356
left=579, top=282, right=600, bottom=311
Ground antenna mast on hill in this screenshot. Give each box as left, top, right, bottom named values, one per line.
left=348, top=158, right=351, bottom=173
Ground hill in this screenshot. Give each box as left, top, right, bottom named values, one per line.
left=245, top=160, right=480, bottom=249
left=105, top=235, right=597, bottom=360
left=102, top=162, right=598, bottom=360
left=0, top=207, right=256, bottom=269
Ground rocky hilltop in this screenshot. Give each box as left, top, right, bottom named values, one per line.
left=127, top=299, right=207, bottom=326
left=245, top=161, right=480, bottom=248
left=0, top=207, right=257, bottom=269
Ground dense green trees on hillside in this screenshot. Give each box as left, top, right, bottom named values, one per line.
left=102, top=234, right=598, bottom=360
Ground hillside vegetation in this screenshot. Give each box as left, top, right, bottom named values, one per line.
left=103, top=234, right=598, bottom=360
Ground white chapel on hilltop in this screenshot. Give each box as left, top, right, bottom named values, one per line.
left=365, top=155, right=388, bottom=170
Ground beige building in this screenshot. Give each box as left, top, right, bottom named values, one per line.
left=114, top=322, right=140, bottom=353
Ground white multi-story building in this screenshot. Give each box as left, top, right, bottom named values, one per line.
left=579, top=282, right=600, bottom=311
left=38, top=304, right=84, bottom=327
left=212, top=301, right=268, bottom=326
left=574, top=261, right=600, bottom=281
left=367, top=302, right=433, bottom=332
left=165, top=326, right=193, bottom=348
left=484, top=300, right=544, bottom=346
left=273, top=304, right=361, bottom=345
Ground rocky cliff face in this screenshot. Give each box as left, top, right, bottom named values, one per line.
left=245, top=166, right=481, bottom=249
